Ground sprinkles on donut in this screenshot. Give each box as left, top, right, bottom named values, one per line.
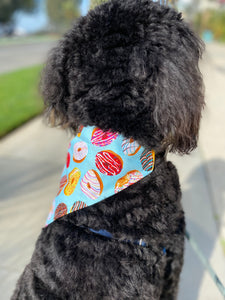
left=95, top=150, right=123, bottom=176
left=122, top=138, right=141, bottom=156
left=91, top=128, right=118, bottom=147
left=54, top=203, right=68, bottom=220
left=80, top=169, right=103, bottom=200
left=140, top=150, right=155, bottom=172
left=115, top=170, right=143, bottom=193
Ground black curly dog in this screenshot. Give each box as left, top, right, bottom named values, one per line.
left=12, top=0, right=205, bottom=299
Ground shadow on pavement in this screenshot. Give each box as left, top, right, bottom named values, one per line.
left=179, top=159, right=225, bottom=300
left=0, top=156, right=63, bottom=201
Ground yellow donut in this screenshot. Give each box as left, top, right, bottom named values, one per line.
left=64, top=168, right=81, bottom=196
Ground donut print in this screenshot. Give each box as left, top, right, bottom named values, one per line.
left=70, top=201, right=87, bottom=212
left=91, top=128, right=118, bottom=147
left=46, top=125, right=156, bottom=227
left=122, top=138, right=141, bottom=156
left=54, top=203, right=67, bottom=220
left=73, top=141, right=88, bottom=163
left=66, top=152, right=70, bottom=168
left=56, top=174, right=67, bottom=196
left=115, top=170, right=143, bottom=193
left=77, top=125, right=84, bottom=137
left=95, top=150, right=123, bottom=176
left=140, top=150, right=155, bottom=172
left=64, top=168, right=81, bottom=196
left=80, top=169, right=103, bottom=200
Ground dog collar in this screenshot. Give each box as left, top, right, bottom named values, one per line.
left=46, top=126, right=155, bottom=226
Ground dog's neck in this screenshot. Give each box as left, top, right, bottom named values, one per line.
left=45, top=126, right=155, bottom=226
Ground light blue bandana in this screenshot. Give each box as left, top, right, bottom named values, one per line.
left=46, top=126, right=155, bottom=226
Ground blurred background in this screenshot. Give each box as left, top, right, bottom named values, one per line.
left=0, top=0, right=225, bottom=299
left=1, top=0, right=225, bottom=138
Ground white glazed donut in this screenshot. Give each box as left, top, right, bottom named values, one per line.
left=73, top=141, right=88, bottom=163
left=80, top=170, right=103, bottom=200
left=122, top=138, right=141, bottom=156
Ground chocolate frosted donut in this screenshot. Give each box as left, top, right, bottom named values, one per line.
left=140, top=150, right=155, bottom=172
left=54, top=203, right=67, bottom=220
left=70, top=201, right=87, bottom=212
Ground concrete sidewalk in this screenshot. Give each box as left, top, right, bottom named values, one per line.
left=177, top=42, right=225, bottom=300
left=0, top=42, right=225, bottom=299
left=0, top=118, right=70, bottom=300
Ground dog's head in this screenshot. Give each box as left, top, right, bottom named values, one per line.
left=41, top=0, right=205, bottom=154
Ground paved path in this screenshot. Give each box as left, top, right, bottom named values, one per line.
left=177, top=42, right=225, bottom=300
left=0, top=119, right=70, bottom=300
left=0, top=42, right=225, bottom=299
left=0, top=41, right=56, bottom=74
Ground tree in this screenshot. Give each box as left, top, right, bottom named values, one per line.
left=90, top=0, right=107, bottom=10
left=46, top=0, right=82, bottom=32
left=0, top=0, right=35, bottom=25
left=168, top=0, right=178, bottom=6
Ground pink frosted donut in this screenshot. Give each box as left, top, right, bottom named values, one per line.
left=73, top=141, right=88, bottom=163
left=70, top=201, right=87, bottom=212
left=80, top=170, right=103, bottom=200
left=95, top=150, right=123, bottom=176
left=115, top=170, right=143, bottom=193
left=122, top=138, right=141, bottom=156
left=57, top=175, right=67, bottom=196
left=91, top=128, right=118, bottom=147
left=54, top=203, right=67, bottom=220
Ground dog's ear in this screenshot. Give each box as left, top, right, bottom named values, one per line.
left=151, top=21, right=205, bottom=154
left=40, top=40, right=76, bottom=130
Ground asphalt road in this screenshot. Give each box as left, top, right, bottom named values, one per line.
left=0, top=41, right=57, bottom=74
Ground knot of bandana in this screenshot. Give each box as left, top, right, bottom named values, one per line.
left=46, top=126, right=155, bottom=226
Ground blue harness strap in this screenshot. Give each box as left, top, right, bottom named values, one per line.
left=84, top=226, right=166, bottom=255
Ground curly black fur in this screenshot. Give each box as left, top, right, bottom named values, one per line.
left=12, top=0, right=204, bottom=299
left=41, top=0, right=204, bottom=154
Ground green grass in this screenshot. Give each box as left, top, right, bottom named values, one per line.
left=0, top=65, right=44, bottom=137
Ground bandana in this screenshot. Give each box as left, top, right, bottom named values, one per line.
left=46, top=126, right=155, bottom=226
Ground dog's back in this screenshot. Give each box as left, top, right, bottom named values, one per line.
left=12, top=0, right=204, bottom=299
left=12, top=156, right=184, bottom=299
